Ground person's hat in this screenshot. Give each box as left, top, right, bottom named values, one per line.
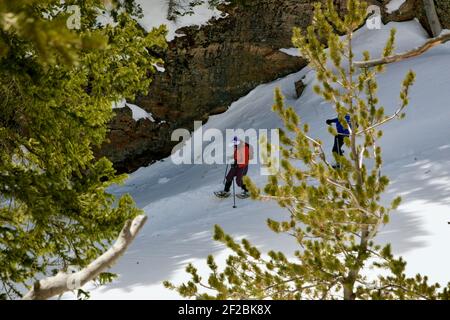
left=229, top=136, right=241, bottom=147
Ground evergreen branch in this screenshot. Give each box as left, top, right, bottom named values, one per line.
left=368, top=283, right=432, bottom=300
left=259, top=195, right=315, bottom=211
left=356, top=95, right=408, bottom=135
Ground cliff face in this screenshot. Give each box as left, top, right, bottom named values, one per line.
left=137, top=0, right=314, bottom=123
left=99, top=106, right=174, bottom=173
left=434, top=0, right=450, bottom=29
left=98, top=0, right=317, bottom=173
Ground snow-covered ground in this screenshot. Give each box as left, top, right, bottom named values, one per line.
left=64, top=20, right=450, bottom=299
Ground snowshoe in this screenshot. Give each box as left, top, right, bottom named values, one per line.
left=332, top=163, right=342, bottom=170
left=236, top=191, right=250, bottom=199
left=214, top=191, right=231, bottom=198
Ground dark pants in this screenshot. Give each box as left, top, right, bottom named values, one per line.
left=224, top=166, right=248, bottom=192
left=332, top=135, right=346, bottom=156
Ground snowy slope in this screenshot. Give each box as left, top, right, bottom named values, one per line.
left=66, top=20, right=450, bottom=299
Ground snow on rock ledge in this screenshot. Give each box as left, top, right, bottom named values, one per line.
left=135, top=0, right=225, bottom=41
left=113, top=99, right=155, bottom=122
left=279, top=48, right=302, bottom=57
left=126, top=103, right=155, bottom=122
left=386, top=0, right=407, bottom=14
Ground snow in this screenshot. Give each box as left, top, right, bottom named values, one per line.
left=135, top=0, right=224, bottom=41
left=126, top=103, right=155, bottom=122
left=62, top=20, right=450, bottom=299
left=385, top=0, right=406, bottom=13
left=113, top=99, right=155, bottom=122
left=279, top=47, right=302, bottom=57
left=158, top=177, right=170, bottom=184
left=153, top=63, right=166, bottom=73
left=111, top=98, right=126, bottom=109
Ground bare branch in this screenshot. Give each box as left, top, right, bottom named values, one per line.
left=22, top=215, right=148, bottom=300
left=355, top=33, right=450, bottom=68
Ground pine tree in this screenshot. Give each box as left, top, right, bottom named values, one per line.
left=0, top=0, right=166, bottom=299
left=165, top=0, right=450, bottom=300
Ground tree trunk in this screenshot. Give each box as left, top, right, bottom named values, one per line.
left=22, top=215, right=148, bottom=300
left=344, top=282, right=356, bottom=300
left=423, top=0, right=442, bottom=37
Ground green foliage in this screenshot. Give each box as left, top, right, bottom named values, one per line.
left=166, top=0, right=450, bottom=300
left=0, top=0, right=167, bottom=298
left=76, top=288, right=91, bottom=300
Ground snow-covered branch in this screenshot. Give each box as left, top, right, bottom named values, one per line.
left=22, top=215, right=148, bottom=300
left=355, top=32, right=450, bottom=68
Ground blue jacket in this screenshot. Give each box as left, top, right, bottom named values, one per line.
left=328, top=115, right=351, bottom=136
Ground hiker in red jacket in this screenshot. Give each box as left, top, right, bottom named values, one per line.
left=215, top=137, right=253, bottom=198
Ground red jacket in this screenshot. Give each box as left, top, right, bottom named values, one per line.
left=234, top=143, right=251, bottom=168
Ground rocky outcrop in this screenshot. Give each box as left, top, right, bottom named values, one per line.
left=383, top=0, right=450, bottom=34
left=295, top=78, right=306, bottom=98
left=381, top=0, right=416, bottom=22
left=100, top=0, right=319, bottom=173
left=435, top=0, right=450, bottom=30
left=97, top=106, right=173, bottom=173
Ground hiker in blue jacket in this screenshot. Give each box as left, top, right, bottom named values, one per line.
left=326, top=114, right=351, bottom=157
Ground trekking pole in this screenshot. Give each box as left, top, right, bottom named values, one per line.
left=232, top=178, right=237, bottom=209
left=223, top=164, right=229, bottom=185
